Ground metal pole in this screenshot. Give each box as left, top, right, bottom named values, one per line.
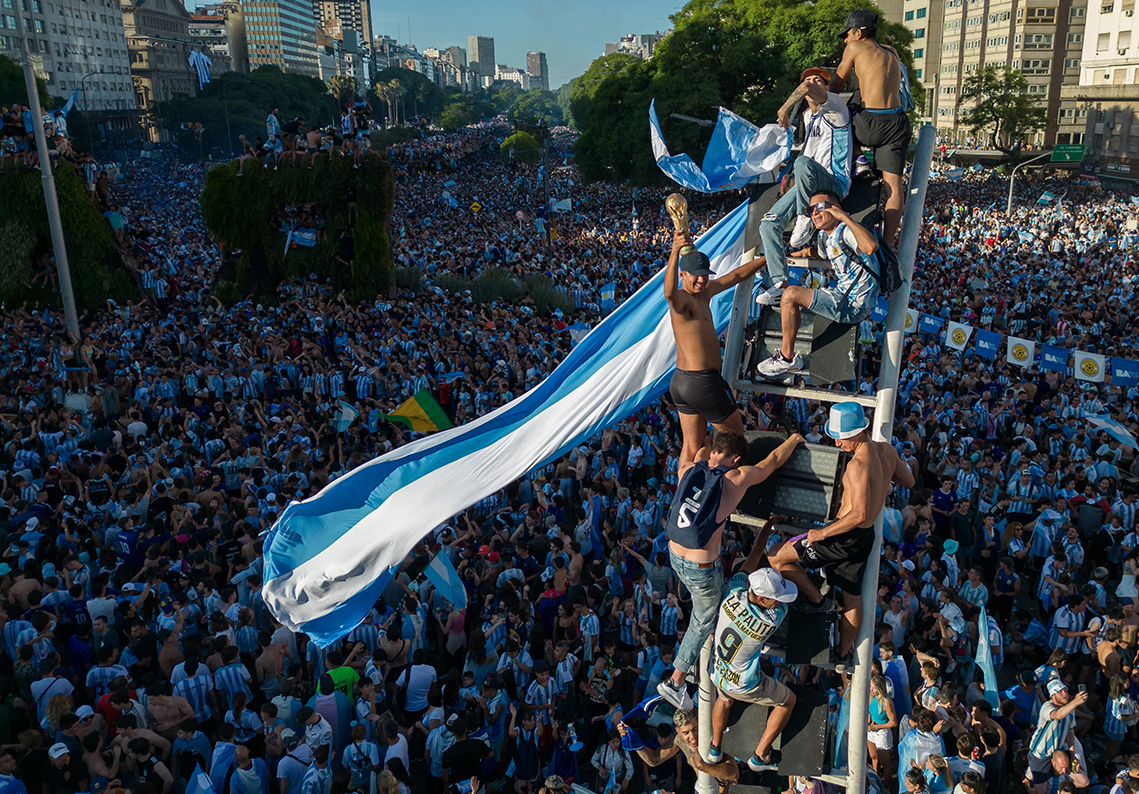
left=720, top=247, right=757, bottom=385
left=223, top=81, right=233, bottom=157
left=1005, top=151, right=1051, bottom=216
left=696, top=636, right=716, bottom=794
left=16, top=3, right=80, bottom=341
left=845, top=123, right=936, bottom=794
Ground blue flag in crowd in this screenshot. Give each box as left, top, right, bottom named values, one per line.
left=62, top=89, right=79, bottom=116
left=618, top=694, right=664, bottom=750
left=1040, top=344, right=1069, bottom=373
left=870, top=299, right=890, bottom=323
left=976, top=603, right=1000, bottom=709
left=334, top=401, right=359, bottom=432
left=187, top=766, right=216, bottom=794
left=442, top=372, right=465, bottom=383
left=262, top=202, right=750, bottom=644
left=974, top=329, right=1002, bottom=360
left=919, top=313, right=944, bottom=335
left=1112, top=357, right=1139, bottom=386
left=1088, top=414, right=1139, bottom=449
left=600, top=281, right=617, bottom=311
left=648, top=99, right=791, bottom=192
left=423, top=551, right=468, bottom=609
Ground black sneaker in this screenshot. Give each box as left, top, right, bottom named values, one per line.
left=794, top=595, right=835, bottom=614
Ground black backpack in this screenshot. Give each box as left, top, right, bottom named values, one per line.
left=833, top=225, right=904, bottom=296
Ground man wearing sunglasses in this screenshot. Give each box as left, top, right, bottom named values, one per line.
left=756, top=189, right=881, bottom=379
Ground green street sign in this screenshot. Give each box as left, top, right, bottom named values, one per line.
left=1051, top=144, right=1086, bottom=162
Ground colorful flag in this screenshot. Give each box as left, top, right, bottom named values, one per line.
left=1112, top=357, right=1139, bottom=387
left=945, top=321, right=973, bottom=351
left=976, top=603, right=1000, bottom=710
left=648, top=99, right=792, bottom=192
left=187, top=766, right=216, bottom=794
left=334, top=400, right=359, bottom=432
left=870, top=299, right=889, bottom=323
left=567, top=322, right=591, bottom=345
left=262, top=202, right=750, bottom=645
left=382, top=389, right=453, bottom=433
left=1074, top=350, right=1106, bottom=383
left=422, top=550, right=467, bottom=609
left=600, top=281, right=617, bottom=311
left=1038, top=191, right=1055, bottom=204
left=1006, top=336, right=1036, bottom=367
left=974, top=329, right=1002, bottom=360
left=1040, top=344, right=1068, bottom=373
left=1088, top=414, right=1138, bottom=449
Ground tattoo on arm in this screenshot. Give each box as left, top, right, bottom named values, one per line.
left=779, top=84, right=810, bottom=116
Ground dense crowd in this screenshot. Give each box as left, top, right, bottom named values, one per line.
left=1, top=77, right=1138, bottom=794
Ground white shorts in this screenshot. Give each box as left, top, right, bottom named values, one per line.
left=869, top=728, right=893, bottom=750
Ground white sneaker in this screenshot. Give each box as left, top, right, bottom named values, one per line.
left=757, top=352, right=803, bottom=379
left=657, top=678, right=694, bottom=711
left=756, top=280, right=789, bottom=306
left=789, top=215, right=814, bottom=248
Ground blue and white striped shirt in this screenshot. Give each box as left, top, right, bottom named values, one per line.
left=1029, top=701, right=1075, bottom=759
left=173, top=670, right=215, bottom=720
left=213, top=662, right=252, bottom=709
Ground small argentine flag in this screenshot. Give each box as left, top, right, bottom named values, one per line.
left=422, top=550, right=467, bottom=609
left=600, top=281, right=616, bottom=311
left=335, top=401, right=359, bottom=432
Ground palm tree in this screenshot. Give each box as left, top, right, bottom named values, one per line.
left=328, top=75, right=355, bottom=105
left=388, top=79, right=406, bottom=126
left=372, top=82, right=394, bottom=127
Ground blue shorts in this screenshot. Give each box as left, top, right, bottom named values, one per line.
left=808, top=287, right=875, bottom=325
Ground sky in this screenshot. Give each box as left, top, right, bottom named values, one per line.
left=369, top=0, right=683, bottom=88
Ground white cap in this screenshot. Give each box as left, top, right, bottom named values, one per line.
left=49, top=743, right=70, bottom=759
left=747, top=568, right=798, bottom=603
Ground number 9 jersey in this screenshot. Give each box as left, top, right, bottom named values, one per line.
left=710, top=573, right=787, bottom=695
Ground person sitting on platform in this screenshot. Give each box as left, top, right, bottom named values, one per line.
left=617, top=708, right=739, bottom=789
left=769, top=402, right=915, bottom=668
left=756, top=190, right=882, bottom=379
left=757, top=66, right=854, bottom=308
left=658, top=431, right=803, bottom=712
left=706, top=538, right=799, bottom=773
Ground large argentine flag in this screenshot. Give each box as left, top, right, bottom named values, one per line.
left=648, top=99, right=791, bottom=193
left=263, top=202, right=751, bottom=645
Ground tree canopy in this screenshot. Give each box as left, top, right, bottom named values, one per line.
left=957, top=65, right=1047, bottom=159
left=570, top=0, right=923, bottom=186
left=501, top=131, right=541, bottom=165
left=0, top=54, right=52, bottom=110
left=367, top=68, right=450, bottom=125
left=509, top=88, right=563, bottom=127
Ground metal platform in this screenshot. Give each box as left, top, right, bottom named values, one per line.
left=732, top=432, right=847, bottom=525
left=741, top=306, right=859, bottom=388
left=720, top=681, right=832, bottom=778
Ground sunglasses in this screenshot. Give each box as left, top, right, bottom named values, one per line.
left=810, top=201, right=835, bottom=215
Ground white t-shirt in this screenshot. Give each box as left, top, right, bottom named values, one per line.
left=397, top=664, right=437, bottom=712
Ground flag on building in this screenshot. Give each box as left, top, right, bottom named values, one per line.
left=1074, top=350, right=1106, bottom=383
left=422, top=550, right=467, bottom=608
left=1006, top=336, right=1036, bottom=367
left=945, top=321, right=973, bottom=351
left=382, top=389, right=453, bottom=433
left=187, top=50, right=212, bottom=90
left=648, top=99, right=792, bottom=192
left=261, top=201, right=751, bottom=645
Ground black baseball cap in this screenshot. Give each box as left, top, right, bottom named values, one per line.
left=679, top=250, right=714, bottom=276
left=839, top=9, right=879, bottom=38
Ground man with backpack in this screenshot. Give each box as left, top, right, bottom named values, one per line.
left=830, top=9, right=914, bottom=243
left=756, top=189, right=892, bottom=379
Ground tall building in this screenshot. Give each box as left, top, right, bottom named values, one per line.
left=190, top=1, right=248, bottom=74
left=1060, top=0, right=1139, bottom=179
left=467, top=35, right=494, bottom=77
left=526, top=51, right=548, bottom=89
left=122, top=0, right=198, bottom=141
left=893, top=0, right=1086, bottom=146
left=444, top=45, right=466, bottom=68
left=495, top=64, right=530, bottom=89
left=314, top=0, right=370, bottom=47
left=0, top=0, right=135, bottom=111
left=603, top=31, right=670, bottom=59
left=244, top=0, right=319, bottom=77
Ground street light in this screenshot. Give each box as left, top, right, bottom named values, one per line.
left=1006, top=150, right=1052, bottom=216
left=221, top=78, right=253, bottom=157
left=79, top=70, right=104, bottom=152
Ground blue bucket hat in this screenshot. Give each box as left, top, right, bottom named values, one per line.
left=826, top=402, right=870, bottom=440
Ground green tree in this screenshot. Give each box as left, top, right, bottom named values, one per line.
left=510, top=88, right=563, bottom=126
left=491, top=84, right=523, bottom=112
left=555, top=79, right=578, bottom=127
left=957, top=65, right=1047, bottom=159
left=0, top=54, right=52, bottom=109
left=327, top=75, right=356, bottom=104
left=501, top=131, right=540, bottom=165
left=440, top=96, right=496, bottom=132
left=366, top=68, right=448, bottom=124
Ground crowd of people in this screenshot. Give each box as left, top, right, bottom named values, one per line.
left=1, top=10, right=1138, bottom=794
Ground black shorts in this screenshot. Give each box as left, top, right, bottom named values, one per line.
left=852, top=108, right=912, bottom=176
left=670, top=368, right=737, bottom=424
left=791, top=526, right=877, bottom=594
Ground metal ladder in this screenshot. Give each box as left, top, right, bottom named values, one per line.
left=694, top=124, right=936, bottom=794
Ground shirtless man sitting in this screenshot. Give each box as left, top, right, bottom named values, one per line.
left=830, top=10, right=911, bottom=243
left=664, top=230, right=768, bottom=470
left=658, top=430, right=803, bottom=711
left=770, top=402, right=915, bottom=668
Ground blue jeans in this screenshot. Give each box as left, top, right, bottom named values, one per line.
left=670, top=549, right=724, bottom=674
left=758, top=156, right=844, bottom=284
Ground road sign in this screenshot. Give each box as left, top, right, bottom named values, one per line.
left=1051, top=144, right=1085, bottom=163
left=470, top=201, right=481, bottom=213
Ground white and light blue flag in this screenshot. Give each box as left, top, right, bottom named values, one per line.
left=262, top=201, right=750, bottom=645
left=648, top=99, right=791, bottom=192
left=422, top=550, right=467, bottom=609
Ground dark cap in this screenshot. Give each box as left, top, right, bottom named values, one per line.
left=679, top=250, right=714, bottom=277
left=839, top=9, right=878, bottom=38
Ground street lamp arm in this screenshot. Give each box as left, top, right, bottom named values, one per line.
left=1005, top=151, right=1054, bottom=216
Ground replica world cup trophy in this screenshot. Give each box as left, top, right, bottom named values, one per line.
left=665, top=193, right=697, bottom=257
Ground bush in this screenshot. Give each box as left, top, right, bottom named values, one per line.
left=213, top=280, right=243, bottom=305
left=394, top=266, right=422, bottom=292
left=526, top=274, right=574, bottom=317
left=369, top=126, right=421, bottom=150
left=500, top=132, right=541, bottom=165
left=431, top=273, right=470, bottom=295
left=471, top=267, right=526, bottom=304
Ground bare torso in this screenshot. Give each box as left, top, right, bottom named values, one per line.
left=839, top=441, right=905, bottom=527
left=847, top=40, right=901, bottom=109
left=668, top=294, right=722, bottom=371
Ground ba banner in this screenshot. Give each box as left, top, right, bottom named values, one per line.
left=1041, top=345, right=1069, bottom=373
left=919, top=314, right=944, bottom=335
left=1006, top=336, right=1036, bottom=368
left=974, top=329, right=1002, bottom=360
left=1112, top=358, right=1139, bottom=387
left=1075, top=351, right=1106, bottom=383
left=946, top=321, right=973, bottom=351
left=870, top=299, right=889, bottom=323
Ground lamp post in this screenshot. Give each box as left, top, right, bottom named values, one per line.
left=1006, top=150, right=1052, bottom=216
left=79, top=70, right=103, bottom=151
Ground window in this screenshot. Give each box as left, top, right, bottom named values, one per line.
left=916, top=6, right=927, bottom=17
left=915, top=68, right=922, bottom=78
left=1023, top=59, right=1051, bottom=73
left=1071, top=5, right=1085, bottom=15
left=1065, top=57, right=1080, bottom=68
left=1025, top=6, right=1056, bottom=22
left=1104, top=2, right=1115, bottom=10
left=1098, top=32, right=1111, bottom=50
left=905, top=10, right=914, bottom=20
left=915, top=27, right=925, bottom=37
left=1026, top=84, right=1048, bottom=96
left=1069, top=32, right=1083, bottom=43
left=1024, top=33, right=1053, bottom=48
left=967, top=14, right=982, bottom=25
